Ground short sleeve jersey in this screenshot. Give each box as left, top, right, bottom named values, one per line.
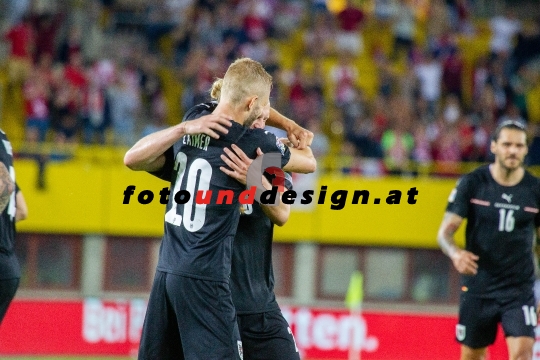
left=446, top=165, right=540, bottom=298
left=151, top=102, right=291, bottom=282
left=231, top=173, right=293, bottom=314
left=0, top=130, right=19, bottom=280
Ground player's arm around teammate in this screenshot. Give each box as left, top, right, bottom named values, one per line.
left=123, top=113, right=233, bottom=172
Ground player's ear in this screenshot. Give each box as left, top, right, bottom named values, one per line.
left=246, top=96, right=258, bottom=111
left=490, top=140, right=496, bottom=155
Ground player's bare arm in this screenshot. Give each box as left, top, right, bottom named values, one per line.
left=220, top=145, right=290, bottom=226
left=0, top=163, right=15, bottom=213
left=15, top=191, right=28, bottom=222
left=267, top=108, right=314, bottom=149
left=124, top=114, right=232, bottom=172
left=284, top=145, right=316, bottom=174
left=437, top=211, right=479, bottom=275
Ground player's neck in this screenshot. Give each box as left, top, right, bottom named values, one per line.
left=489, top=163, right=524, bottom=187
left=213, top=102, right=245, bottom=125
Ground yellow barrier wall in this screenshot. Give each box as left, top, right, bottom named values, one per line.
left=15, top=159, right=466, bottom=248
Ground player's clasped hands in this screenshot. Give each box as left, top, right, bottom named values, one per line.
left=451, top=248, right=479, bottom=275
left=287, top=122, right=314, bottom=150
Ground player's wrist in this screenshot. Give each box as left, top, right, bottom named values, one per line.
left=447, top=245, right=460, bottom=259
left=178, top=122, right=188, bottom=136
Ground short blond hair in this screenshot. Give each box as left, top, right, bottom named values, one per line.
left=220, top=58, right=272, bottom=105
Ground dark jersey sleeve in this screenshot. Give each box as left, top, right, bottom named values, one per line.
left=256, top=130, right=292, bottom=168
left=148, top=146, right=175, bottom=182
left=446, top=174, right=474, bottom=218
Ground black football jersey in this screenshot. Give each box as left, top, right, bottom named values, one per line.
left=446, top=165, right=540, bottom=298
left=151, top=103, right=291, bottom=282
left=0, top=130, right=19, bottom=280
left=231, top=173, right=293, bottom=314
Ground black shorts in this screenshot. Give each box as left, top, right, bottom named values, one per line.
left=237, top=309, right=300, bottom=360
left=138, top=271, right=242, bottom=360
left=0, top=278, right=19, bottom=324
left=457, top=290, right=536, bottom=348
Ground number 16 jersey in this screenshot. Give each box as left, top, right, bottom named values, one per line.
left=446, top=165, right=540, bottom=298
left=150, top=103, right=291, bottom=283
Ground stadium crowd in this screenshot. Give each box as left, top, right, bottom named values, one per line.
left=1, top=0, right=540, bottom=175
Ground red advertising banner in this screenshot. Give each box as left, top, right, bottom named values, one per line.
left=0, top=299, right=522, bottom=359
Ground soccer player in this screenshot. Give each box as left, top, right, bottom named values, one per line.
left=437, top=120, right=540, bottom=360
left=0, top=130, right=28, bottom=326
left=124, top=58, right=316, bottom=360
left=213, top=80, right=301, bottom=359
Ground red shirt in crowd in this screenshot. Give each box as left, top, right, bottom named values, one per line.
left=5, top=22, right=34, bottom=59
left=337, top=6, right=364, bottom=31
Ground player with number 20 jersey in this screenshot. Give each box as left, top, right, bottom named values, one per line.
left=138, top=102, right=291, bottom=360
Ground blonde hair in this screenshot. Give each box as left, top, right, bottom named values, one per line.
left=220, top=58, right=272, bottom=105
left=210, top=78, right=223, bottom=100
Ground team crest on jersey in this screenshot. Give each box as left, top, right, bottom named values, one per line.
left=275, top=138, right=286, bottom=156
left=2, top=140, right=12, bottom=156
left=456, top=324, right=466, bottom=341
left=237, top=340, right=244, bottom=360
left=501, top=193, right=513, bottom=203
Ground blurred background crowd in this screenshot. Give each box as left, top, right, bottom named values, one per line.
left=1, top=0, right=540, bottom=176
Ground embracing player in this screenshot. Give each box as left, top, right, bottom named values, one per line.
left=125, top=58, right=315, bottom=359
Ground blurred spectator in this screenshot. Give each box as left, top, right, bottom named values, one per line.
left=242, top=0, right=271, bottom=42
left=381, top=104, right=414, bottom=175
left=58, top=27, right=82, bottom=64
left=335, top=0, right=365, bottom=56
left=339, top=140, right=362, bottom=175
left=489, top=9, right=521, bottom=58
left=303, top=12, right=336, bottom=58
left=486, top=58, right=510, bottom=118
left=305, top=118, right=329, bottom=158
left=108, top=76, right=139, bottom=147
left=391, top=0, right=417, bottom=60
left=23, top=70, right=50, bottom=142
left=427, top=0, right=451, bottom=46
left=442, top=47, right=464, bottom=101
left=527, top=124, right=540, bottom=166
left=509, top=65, right=532, bottom=121
left=329, top=54, right=358, bottom=107
left=4, top=15, right=35, bottom=86
left=64, top=53, right=88, bottom=90
left=431, top=120, right=461, bottom=175
left=31, top=12, right=63, bottom=62
left=347, top=115, right=384, bottom=159
left=411, top=122, right=432, bottom=165
left=82, top=74, right=110, bottom=144
left=472, top=56, right=490, bottom=101
left=414, top=52, right=443, bottom=118
left=4, top=0, right=31, bottom=25
left=442, top=94, right=461, bottom=125
left=512, top=18, right=540, bottom=72
left=51, top=82, right=80, bottom=144
left=499, top=103, right=526, bottom=125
